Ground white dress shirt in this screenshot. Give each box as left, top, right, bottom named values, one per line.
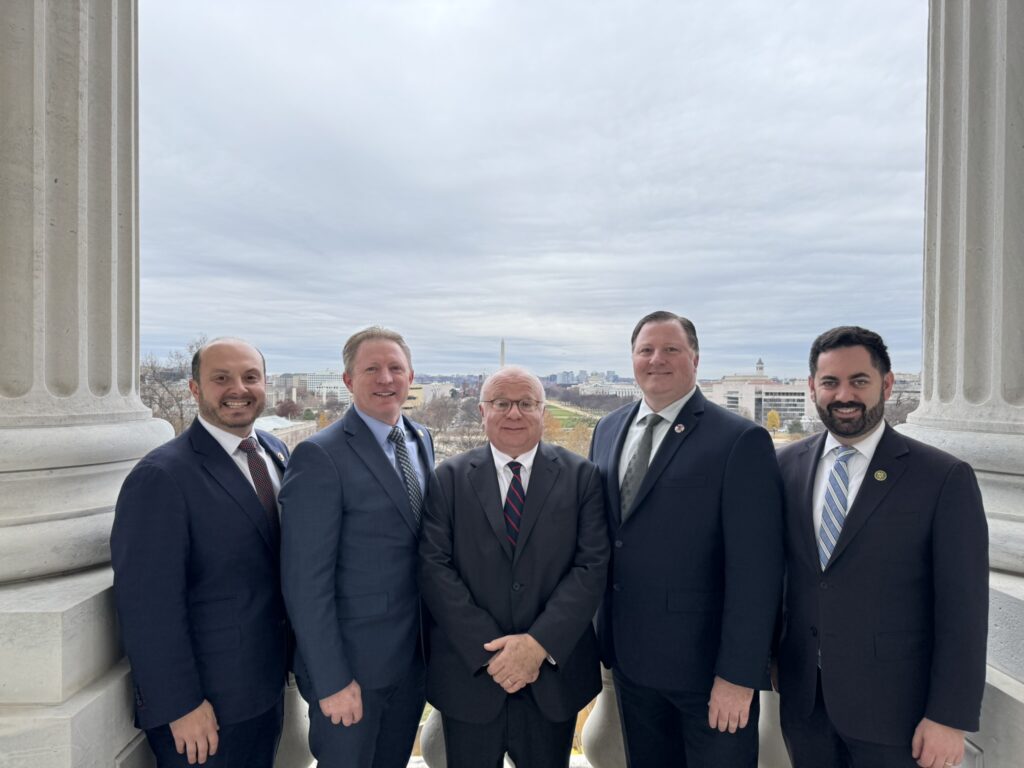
left=489, top=442, right=539, bottom=501
left=617, top=387, right=697, bottom=487
left=197, top=415, right=283, bottom=502
left=811, top=420, right=886, bottom=539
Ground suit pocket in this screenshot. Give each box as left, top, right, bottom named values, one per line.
left=190, top=596, right=236, bottom=629
left=336, top=592, right=388, bottom=619
left=194, top=626, right=241, bottom=655
left=874, top=630, right=930, bottom=661
left=667, top=590, right=722, bottom=613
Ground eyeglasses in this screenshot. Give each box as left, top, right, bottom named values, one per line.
left=481, top=398, right=543, bottom=413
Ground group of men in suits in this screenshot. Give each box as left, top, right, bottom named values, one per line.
left=112, top=316, right=988, bottom=768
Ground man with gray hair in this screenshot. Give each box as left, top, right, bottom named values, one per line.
left=419, top=365, right=609, bottom=768
left=281, top=326, right=434, bottom=768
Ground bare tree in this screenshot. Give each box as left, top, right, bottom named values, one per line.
left=139, top=336, right=207, bottom=435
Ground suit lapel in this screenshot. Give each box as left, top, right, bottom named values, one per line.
left=343, top=410, right=419, bottom=536
left=796, top=433, right=827, bottom=570
left=468, top=447, right=513, bottom=560
left=257, top=431, right=288, bottom=475
left=624, top=390, right=704, bottom=518
left=607, top=403, right=640, bottom=527
left=514, top=442, right=558, bottom=559
left=826, top=425, right=908, bottom=568
left=189, top=420, right=276, bottom=552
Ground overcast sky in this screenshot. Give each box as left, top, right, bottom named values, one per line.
left=139, top=1, right=928, bottom=379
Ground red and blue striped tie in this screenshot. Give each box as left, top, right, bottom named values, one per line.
left=504, top=461, right=525, bottom=547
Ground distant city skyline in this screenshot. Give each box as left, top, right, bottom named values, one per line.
left=139, top=2, right=929, bottom=380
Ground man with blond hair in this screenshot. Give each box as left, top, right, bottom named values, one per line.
left=281, top=327, right=434, bottom=768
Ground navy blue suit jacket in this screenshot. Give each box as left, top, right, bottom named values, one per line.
left=111, top=419, right=290, bottom=730
left=279, top=408, right=434, bottom=701
left=419, top=442, right=609, bottom=724
left=590, top=388, right=784, bottom=693
left=776, top=425, right=988, bottom=745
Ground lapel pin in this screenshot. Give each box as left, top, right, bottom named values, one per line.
left=276, top=452, right=285, bottom=462
left=874, top=470, right=887, bottom=482
left=417, top=429, right=424, bottom=437
left=674, top=424, right=685, bottom=433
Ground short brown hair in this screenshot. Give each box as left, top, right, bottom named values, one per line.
left=630, top=311, right=699, bottom=354
left=342, top=326, right=413, bottom=376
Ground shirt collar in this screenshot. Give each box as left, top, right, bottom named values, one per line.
left=821, top=418, right=886, bottom=462
left=354, top=405, right=404, bottom=448
left=197, top=414, right=257, bottom=456
left=490, top=442, right=540, bottom=473
left=636, top=386, right=698, bottom=426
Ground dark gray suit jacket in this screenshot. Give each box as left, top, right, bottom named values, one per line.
left=419, top=441, right=609, bottom=723
left=280, top=407, right=434, bottom=701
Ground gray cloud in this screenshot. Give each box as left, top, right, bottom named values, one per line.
left=140, top=0, right=928, bottom=378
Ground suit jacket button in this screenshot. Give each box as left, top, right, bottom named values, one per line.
left=512, top=583, right=521, bottom=592
left=819, top=581, right=828, bottom=590
left=614, top=540, right=623, bottom=548
left=613, top=583, right=622, bottom=592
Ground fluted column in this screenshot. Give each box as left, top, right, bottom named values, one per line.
left=0, top=0, right=171, bottom=582
left=901, top=0, right=1024, bottom=578
left=0, top=2, right=164, bottom=765
left=899, top=1, right=1024, bottom=766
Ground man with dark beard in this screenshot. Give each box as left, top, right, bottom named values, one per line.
left=775, top=326, right=988, bottom=768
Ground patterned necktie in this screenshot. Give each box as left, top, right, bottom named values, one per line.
left=619, top=413, right=663, bottom=522
left=238, top=437, right=280, bottom=535
left=818, top=445, right=859, bottom=570
left=388, top=426, right=423, bottom=526
left=503, top=461, right=526, bottom=547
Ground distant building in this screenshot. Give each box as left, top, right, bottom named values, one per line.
left=254, top=415, right=318, bottom=450
left=702, top=361, right=814, bottom=428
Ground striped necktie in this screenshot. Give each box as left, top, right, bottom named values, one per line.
left=388, top=426, right=423, bottom=526
left=818, top=445, right=858, bottom=570
left=504, top=461, right=526, bottom=547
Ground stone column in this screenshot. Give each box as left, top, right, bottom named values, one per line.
left=898, top=0, right=1024, bottom=765
left=1, top=1, right=171, bottom=764
left=0, top=3, right=310, bottom=766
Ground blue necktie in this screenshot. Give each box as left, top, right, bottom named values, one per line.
left=818, top=446, right=858, bottom=570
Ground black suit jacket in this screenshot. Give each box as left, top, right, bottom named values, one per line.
left=590, top=389, right=784, bottom=693
left=111, top=419, right=290, bottom=729
left=419, top=442, right=609, bottom=724
left=776, top=424, right=988, bottom=745
left=280, top=408, right=434, bottom=700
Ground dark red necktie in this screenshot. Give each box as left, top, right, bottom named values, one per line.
left=504, top=461, right=525, bottom=547
left=238, top=437, right=280, bottom=534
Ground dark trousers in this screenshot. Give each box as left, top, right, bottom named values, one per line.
left=145, top=695, right=283, bottom=768
left=441, top=691, right=576, bottom=768
left=306, top=659, right=425, bottom=768
left=613, top=670, right=759, bottom=768
left=780, top=671, right=918, bottom=768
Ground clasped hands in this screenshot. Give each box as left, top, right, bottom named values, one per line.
left=484, top=633, right=547, bottom=694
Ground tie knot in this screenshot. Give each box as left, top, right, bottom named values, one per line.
left=642, top=413, right=663, bottom=429
left=388, top=426, right=405, bottom=445
left=238, top=437, right=259, bottom=454
left=507, top=461, right=523, bottom=477
left=835, top=446, right=858, bottom=463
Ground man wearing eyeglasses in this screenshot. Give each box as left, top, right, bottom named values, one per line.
left=419, top=365, right=609, bottom=768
